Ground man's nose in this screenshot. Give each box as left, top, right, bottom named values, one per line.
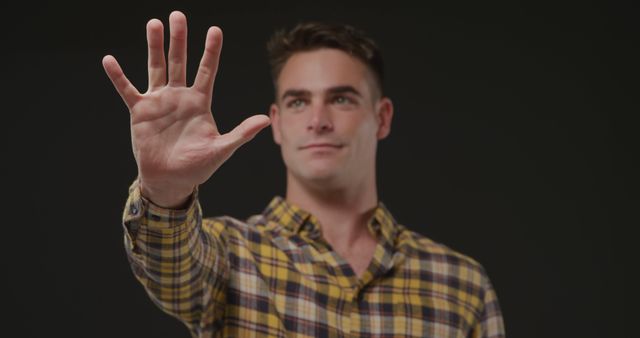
left=307, top=103, right=334, bottom=133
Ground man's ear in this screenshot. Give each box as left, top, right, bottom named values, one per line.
left=269, top=103, right=282, bottom=145
left=376, top=97, right=394, bottom=140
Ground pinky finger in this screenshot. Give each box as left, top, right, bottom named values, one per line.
left=102, top=55, right=142, bottom=109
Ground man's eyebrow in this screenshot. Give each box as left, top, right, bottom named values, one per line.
left=280, top=89, right=311, bottom=101
left=327, top=86, right=362, bottom=97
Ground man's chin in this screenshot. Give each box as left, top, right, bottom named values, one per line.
left=305, top=170, right=338, bottom=183
left=296, top=169, right=344, bottom=188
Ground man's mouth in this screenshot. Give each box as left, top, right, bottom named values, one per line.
left=299, top=143, right=344, bottom=150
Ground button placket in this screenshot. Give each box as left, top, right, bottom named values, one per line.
left=343, top=288, right=352, bottom=336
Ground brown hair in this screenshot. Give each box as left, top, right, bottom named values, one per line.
left=266, top=22, right=384, bottom=97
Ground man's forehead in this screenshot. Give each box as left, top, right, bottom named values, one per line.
left=276, top=49, right=376, bottom=98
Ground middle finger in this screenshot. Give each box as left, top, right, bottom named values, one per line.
left=146, top=18, right=166, bottom=91
left=167, top=11, right=188, bottom=87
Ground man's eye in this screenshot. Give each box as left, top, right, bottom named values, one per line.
left=333, top=96, right=352, bottom=104
left=288, top=99, right=305, bottom=108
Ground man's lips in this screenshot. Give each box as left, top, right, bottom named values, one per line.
left=299, top=143, right=344, bottom=150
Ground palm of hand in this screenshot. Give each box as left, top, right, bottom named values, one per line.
left=130, top=87, right=222, bottom=187
left=103, top=11, right=270, bottom=206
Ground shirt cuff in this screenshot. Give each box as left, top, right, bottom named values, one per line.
left=123, top=178, right=200, bottom=232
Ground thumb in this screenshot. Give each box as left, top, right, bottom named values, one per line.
left=222, top=114, right=271, bottom=149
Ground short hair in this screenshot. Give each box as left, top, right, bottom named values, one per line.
left=266, top=22, right=384, bottom=97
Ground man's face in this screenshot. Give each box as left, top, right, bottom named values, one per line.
left=270, top=48, right=393, bottom=188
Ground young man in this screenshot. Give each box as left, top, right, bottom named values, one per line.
left=103, top=10, right=505, bottom=338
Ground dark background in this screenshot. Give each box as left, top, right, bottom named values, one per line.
left=3, top=0, right=635, bottom=337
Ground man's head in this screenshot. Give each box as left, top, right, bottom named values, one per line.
left=267, top=22, right=385, bottom=99
left=267, top=22, right=393, bottom=191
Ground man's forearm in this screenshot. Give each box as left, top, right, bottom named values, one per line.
left=122, top=179, right=228, bottom=330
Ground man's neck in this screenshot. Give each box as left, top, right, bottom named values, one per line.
left=285, top=172, right=378, bottom=253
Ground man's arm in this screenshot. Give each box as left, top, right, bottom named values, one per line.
left=122, top=179, right=228, bottom=334
left=103, top=10, right=270, bottom=331
left=470, top=273, right=506, bottom=338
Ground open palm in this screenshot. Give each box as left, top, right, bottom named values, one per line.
left=103, top=11, right=270, bottom=207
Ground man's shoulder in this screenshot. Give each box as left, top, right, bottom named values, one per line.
left=201, top=214, right=262, bottom=232
left=200, top=212, right=276, bottom=239
left=395, top=225, right=488, bottom=277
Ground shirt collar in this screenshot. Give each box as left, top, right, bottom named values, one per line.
left=262, top=196, right=399, bottom=247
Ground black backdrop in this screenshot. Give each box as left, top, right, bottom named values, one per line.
left=3, top=1, right=635, bottom=337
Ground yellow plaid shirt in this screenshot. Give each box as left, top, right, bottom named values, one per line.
left=123, top=180, right=505, bottom=337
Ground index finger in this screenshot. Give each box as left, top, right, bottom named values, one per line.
left=102, top=55, right=142, bottom=109
left=192, top=26, right=223, bottom=96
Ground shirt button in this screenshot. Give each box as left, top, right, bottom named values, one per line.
left=130, top=203, right=139, bottom=215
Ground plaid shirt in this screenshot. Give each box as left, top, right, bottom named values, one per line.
left=123, top=180, right=505, bottom=337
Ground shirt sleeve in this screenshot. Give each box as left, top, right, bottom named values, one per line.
left=122, top=179, right=229, bottom=335
left=469, top=272, right=506, bottom=338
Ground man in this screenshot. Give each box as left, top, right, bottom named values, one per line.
left=103, top=10, right=505, bottom=338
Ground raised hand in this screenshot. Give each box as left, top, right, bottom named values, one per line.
left=103, top=11, right=270, bottom=208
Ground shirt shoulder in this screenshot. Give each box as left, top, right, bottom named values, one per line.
left=393, top=225, right=504, bottom=336
left=200, top=214, right=260, bottom=237
left=395, top=224, right=490, bottom=282
left=199, top=213, right=279, bottom=249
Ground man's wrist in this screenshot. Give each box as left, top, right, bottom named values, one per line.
left=139, top=181, right=195, bottom=209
